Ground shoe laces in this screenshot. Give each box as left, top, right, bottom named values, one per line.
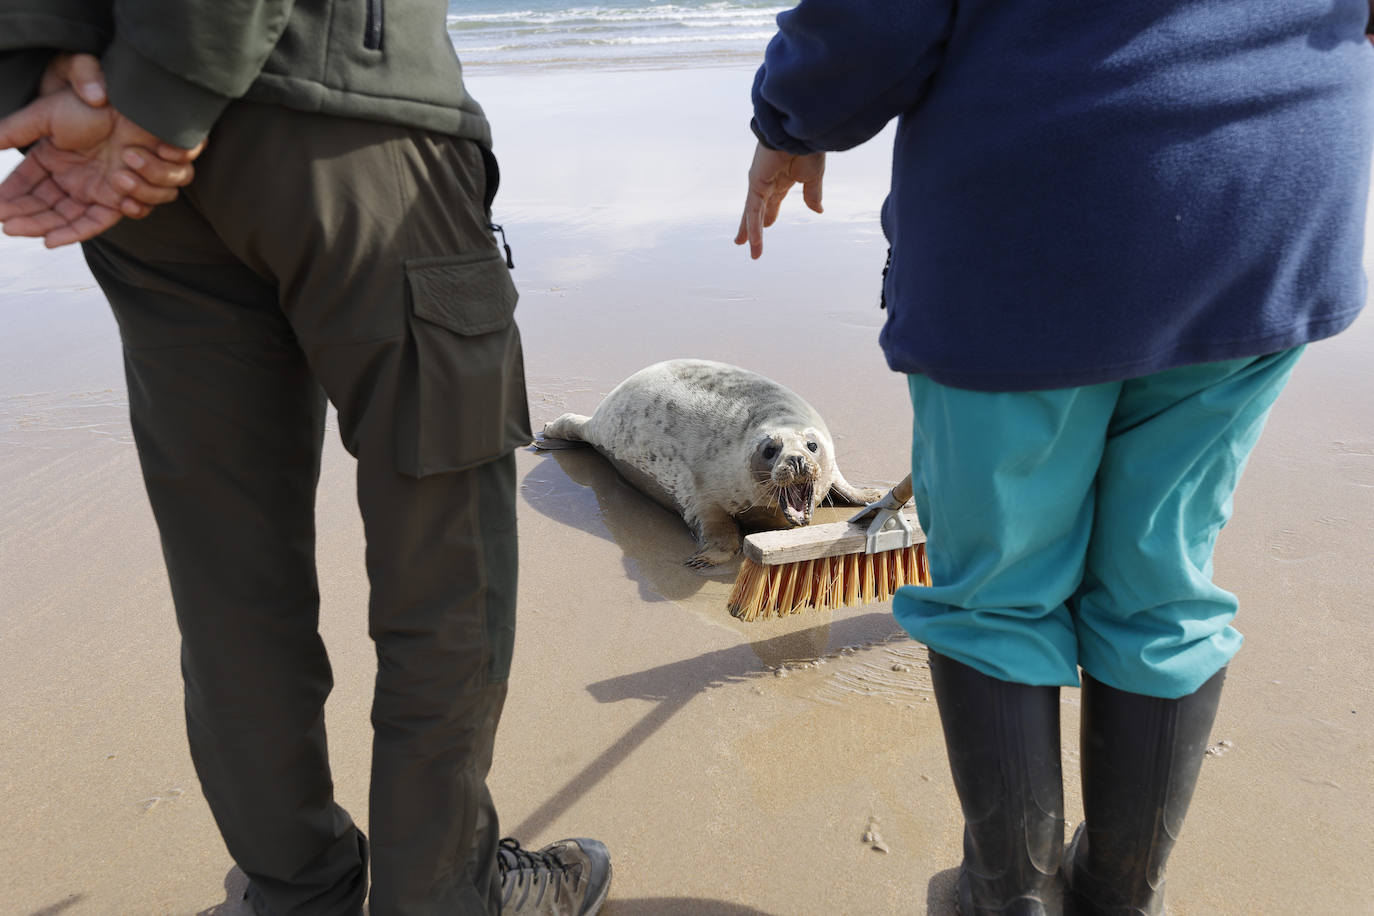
left=498, top=838, right=583, bottom=905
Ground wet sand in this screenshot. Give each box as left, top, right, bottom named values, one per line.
left=3, top=65, right=1373, bottom=915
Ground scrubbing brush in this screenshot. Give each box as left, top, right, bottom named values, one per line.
left=726, top=474, right=929, bottom=621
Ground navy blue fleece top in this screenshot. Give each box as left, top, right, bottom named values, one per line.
left=752, top=0, right=1374, bottom=391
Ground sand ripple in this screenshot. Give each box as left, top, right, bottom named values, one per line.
left=0, top=389, right=132, bottom=447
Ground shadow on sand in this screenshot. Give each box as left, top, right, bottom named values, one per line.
left=925, top=866, right=960, bottom=915
left=507, top=612, right=903, bottom=842
left=27, top=895, right=86, bottom=916
left=521, top=444, right=732, bottom=604
left=196, top=867, right=250, bottom=915
left=197, top=870, right=792, bottom=915
left=603, top=899, right=779, bottom=915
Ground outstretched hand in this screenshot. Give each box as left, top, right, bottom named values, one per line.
left=0, top=54, right=204, bottom=248
left=734, top=142, right=826, bottom=259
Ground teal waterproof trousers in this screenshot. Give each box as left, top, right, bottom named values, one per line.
left=82, top=103, right=531, bottom=916
left=894, top=348, right=1303, bottom=699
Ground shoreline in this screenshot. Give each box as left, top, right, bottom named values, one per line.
left=455, top=51, right=768, bottom=76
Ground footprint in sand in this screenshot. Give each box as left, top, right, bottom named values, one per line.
left=139, top=787, right=186, bottom=813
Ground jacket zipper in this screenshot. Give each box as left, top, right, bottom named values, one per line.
left=364, top=0, right=383, bottom=50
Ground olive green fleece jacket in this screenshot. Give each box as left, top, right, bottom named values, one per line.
left=0, top=0, right=490, bottom=150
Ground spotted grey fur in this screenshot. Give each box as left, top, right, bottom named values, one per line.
left=540, top=359, right=882, bottom=569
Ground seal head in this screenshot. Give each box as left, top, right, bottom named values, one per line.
left=748, top=428, right=828, bottom=528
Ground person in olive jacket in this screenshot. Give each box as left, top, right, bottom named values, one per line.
left=0, top=2, right=611, bottom=914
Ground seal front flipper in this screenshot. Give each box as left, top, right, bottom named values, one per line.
left=532, top=436, right=588, bottom=451
left=536, top=412, right=592, bottom=450
left=685, top=506, right=742, bottom=571
left=824, top=470, right=886, bottom=507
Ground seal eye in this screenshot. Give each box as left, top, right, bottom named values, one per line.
left=762, top=444, right=779, bottom=461
left=807, top=441, right=819, bottom=453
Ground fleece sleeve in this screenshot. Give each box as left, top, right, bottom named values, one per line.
left=100, top=0, right=297, bottom=148
left=0, top=51, right=56, bottom=119
left=751, top=0, right=955, bottom=154
left=0, top=2, right=113, bottom=117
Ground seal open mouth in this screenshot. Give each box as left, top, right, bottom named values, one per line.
left=779, top=480, right=815, bottom=527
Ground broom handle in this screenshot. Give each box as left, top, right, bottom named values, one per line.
left=852, top=471, right=916, bottom=554
left=890, top=473, right=913, bottom=507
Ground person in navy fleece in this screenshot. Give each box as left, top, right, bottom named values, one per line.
left=738, top=3, right=1374, bottom=914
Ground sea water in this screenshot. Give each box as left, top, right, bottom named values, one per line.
left=447, top=0, right=787, bottom=70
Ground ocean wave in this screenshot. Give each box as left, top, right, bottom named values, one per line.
left=580, top=30, right=775, bottom=46
left=448, top=3, right=781, bottom=28
left=457, top=30, right=774, bottom=54
left=447, top=0, right=781, bottom=66
left=454, top=20, right=764, bottom=38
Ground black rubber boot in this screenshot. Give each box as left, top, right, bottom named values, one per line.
left=1066, top=668, right=1226, bottom=916
left=928, top=652, right=1066, bottom=915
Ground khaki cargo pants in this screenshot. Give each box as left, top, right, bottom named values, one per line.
left=82, top=102, right=531, bottom=916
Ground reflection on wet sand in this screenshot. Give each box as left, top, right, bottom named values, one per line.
left=522, top=444, right=722, bottom=603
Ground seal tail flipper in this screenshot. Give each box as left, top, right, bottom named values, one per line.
left=535, top=412, right=593, bottom=450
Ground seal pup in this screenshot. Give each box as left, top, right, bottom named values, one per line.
left=539, top=359, right=882, bottom=569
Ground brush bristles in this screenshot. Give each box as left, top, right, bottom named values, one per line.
left=727, top=544, right=931, bottom=621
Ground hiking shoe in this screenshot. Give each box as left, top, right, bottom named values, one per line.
left=497, top=836, right=612, bottom=915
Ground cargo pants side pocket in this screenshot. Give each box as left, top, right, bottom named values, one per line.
left=398, top=249, right=533, bottom=478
